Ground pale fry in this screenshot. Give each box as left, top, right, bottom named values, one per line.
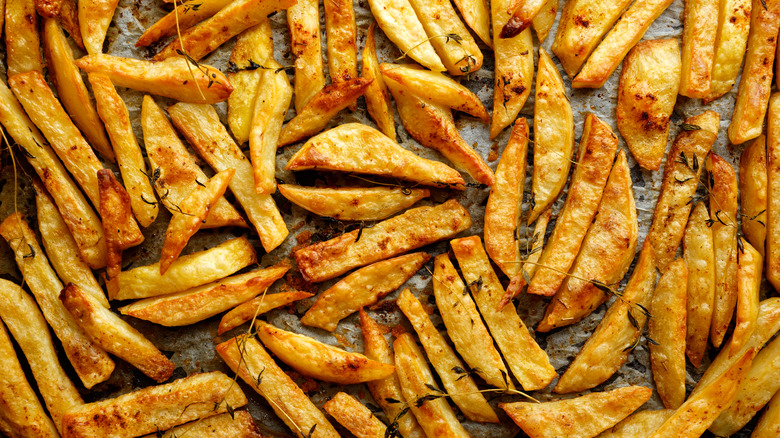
left=139, top=411, right=264, bottom=438
left=279, top=185, right=430, bottom=221
left=324, top=0, right=358, bottom=87
left=683, top=202, right=715, bottom=368
left=362, top=22, right=396, bottom=140
left=98, top=169, right=144, bottom=284
left=136, top=0, right=232, bottom=47
left=78, top=0, right=118, bottom=55
left=500, top=0, right=546, bottom=38
left=752, top=392, right=780, bottom=438
left=596, top=410, right=675, bottom=438
left=679, top=0, right=719, bottom=97
left=218, top=291, right=313, bottom=335
left=731, top=238, right=762, bottom=356
left=768, top=93, right=780, bottom=291
left=288, top=0, right=326, bottom=112
left=705, top=0, right=751, bottom=102
left=323, top=392, right=387, bottom=438
left=740, top=135, right=768, bottom=256
left=531, top=0, right=558, bottom=42
left=6, top=0, right=44, bottom=76
left=452, top=0, right=491, bottom=46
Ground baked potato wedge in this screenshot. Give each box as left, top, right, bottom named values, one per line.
left=683, top=202, right=715, bottom=368
left=768, top=93, right=780, bottom=291
left=500, top=0, right=546, bottom=38
left=6, top=0, right=44, bottom=76
left=531, top=0, right=558, bottom=42
left=452, top=0, right=491, bottom=46
left=138, top=411, right=263, bottom=438
left=730, top=238, right=762, bottom=356
left=324, top=0, right=358, bottom=88
left=78, top=0, right=118, bottom=55
left=136, top=0, right=232, bottom=47
left=596, top=410, right=675, bottom=438
left=218, top=291, right=313, bottom=335
left=504, top=208, right=552, bottom=306
left=288, top=0, right=326, bottom=112
left=679, top=0, right=719, bottom=97
left=751, top=391, right=780, bottom=438
left=362, top=21, right=395, bottom=140
left=97, top=169, right=143, bottom=284
left=740, top=135, right=768, bottom=257
left=279, top=185, right=430, bottom=221
left=323, top=392, right=387, bottom=438
left=705, top=0, right=751, bottom=102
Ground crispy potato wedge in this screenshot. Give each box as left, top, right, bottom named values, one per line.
left=218, top=291, right=313, bottom=335
left=538, top=150, right=638, bottom=331
left=649, top=258, right=688, bottom=409
left=501, top=386, right=652, bottom=438
left=451, top=236, right=556, bottom=390
left=98, top=169, right=143, bottom=282
left=139, top=411, right=264, bottom=438
left=286, top=123, right=465, bottom=189
left=216, top=335, right=341, bottom=438
left=6, top=0, right=44, bottom=76
left=752, top=391, right=780, bottom=438
left=323, top=392, right=387, bottom=438
left=501, top=0, right=546, bottom=38
left=302, top=253, right=430, bottom=331
left=528, top=113, right=618, bottom=297
left=730, top=238, right=762, bottom=356
left=362, top=22, right=395, bottom=140
left=295, top=199, right=471, bottom=283
left=0, top=213, right=115, bottom=389
left=572, top=0, right=675, bottom=88
left=78, top=0, right=118, bottom=55
left=647, top=111, right=720, bottom=270
left=530, top=48, right=574, bottom=221
left=58, top=0, right=84, bottom=49
left=683, top=202, right=716, bottom=368
left=168, top=103, right=288, bottom=252
left=453, top=0, right=491, bottom=46
left=256, top=321, right=395, bottom=384
left=740, top=135, right=768, bottom=257
left=75, top=54, right=233, bottom=104
left=279, top=185, right=429, bottom=221
left=616, top=38, right=681, bottom=171
left=705, top=0, right=752, bottom=102
left=119, top=263, right=289, bottom=327
left=679, top=0, right=719, bottom=97
left=62, top=372, right=247, bottom=438
left=596, top=410, right=675, bottom=438
left=504, top=208, right=552, bottom=304
left=288, top=0, right=326, bottom=112
left=324, top=0, right=358, bottom=88
left=768, top=94, right=780, bottom=291
left=531, top=0, right=558, bottom=42
left=136, top=0, right=232, bottom=47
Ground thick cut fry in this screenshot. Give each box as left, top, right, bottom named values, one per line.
left=75, top=54, right=233, bottom=104
left=59, top=0, right=83, bottom=48
left=752, top=392, right=780, bottom=438
left=740, top=135, right=768, bottom=256
left=706, top=0, right=752, bottom=102
left=154, top=0, right=297, bottom=61
left=616, top=39, right=682, bottom=171
left=136, top=0, right=232, bottom=47
left=288, top=0, right=326, bottom=112
left=531, top=0, right=558, bottom=42
left=217, top=335, right=341, bottom=438
left=397, top=289, right=498, bottom=423
left=140, top=96, right=246, bottom=229
left=500, top=0, right=546, bottom=38
left=362, top=22, right=395, bottom=140
left=286, top=123, right=466, bottom=189
left=684, top=202, right=716, bottom=368
left=6, top=0, right=44, bottom=76
left=484, top=118, right=528, bottom=279
left=528, top=113, right=618, bottom=296
left=768, top=94, right=780, bottom=291
left=302, top=253, right=430, bottom=331
left=218, top=291, right=313, bottom=335
left=0, top=214, right=114, bottom=389
left=647, top=111, right=719, bottom=271
left=596, top=410, right=675, bottom=438
left=168, top=103, right=288, bottom=252
left=538, top=150, right=638, bottom=331
left=78, top=0, right=118, bottom=55
left=451, top=236, right=556, bottom=390
left=393, top=333, right=472, bottom=438
left=256, top=321, right=395, bottom=384
left=572, top=0, right=675, bottom=88
left=504, top=208, right=552, bottom=303
left=295, top=199, right=471, bottom=283
left=731, top=238, right=762, bottom=356
left=120, top=264, right=289, bottom=327
left=139, top=411, right=264, bottom=438
left=62, top=372, right=248, bottom=438
left=679, top=0, right=719, bottom=97
left=43, top=18, right=114, bottom=162
left=323, top=392, right=387, bottom=438
left=453, top=0, right=491, bottom=46
left=279, top=185, right=429, bottom=221
left=324, top=0, right=357, bottom=87
left=98, top=169, right=144, bottom=283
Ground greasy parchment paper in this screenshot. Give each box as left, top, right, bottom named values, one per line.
left=0, top=0, right=765, bottom=436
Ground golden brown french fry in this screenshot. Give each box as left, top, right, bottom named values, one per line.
left=139, top=411, right=264, bottom=438
left=279, top=185, right=430, bottom=221
left=451, top=236, right=556, bottom=390
left=324, top=0, right=357, bottom=88
left=362, top=22, right=395, bottom=140
left=647, top=111, right=720, bottom=271
left=0, top=213, right=115, bottom=389
left=616, top=38, right=681, bottom=171
left=168, top=103, right=288, bottom=252
left=530, top=47, right=574, bottom=222
left=538, top=149, right=638, bottom=331
left=75, top=54, right=233, bottom=104
left=527, top=113, right=618, bottom=296
left=730, top=238, right=762, bottom=357
left=288, top=0, right=326, bottom=112
left=452, top=0, right=491, bottom=46
left=531, top=0, right=558, bottom=42
left=286, top=123, right=466, bottom=189
left=596, top=410, right=675, bottom=438
left=679, top=0, right=719, bottom=97
left=768, top=93, right=780, bottom=291
left=649, top=258, right=688, bottom=409
left=136, top=0, right=232, bottom=47
left=295, top=199, right=471, bottom=283
left=35, top=0, right=61, bottom=17
left=572, top=0, right=675, bottom=88
left=6, top=0, right=44, bottom=76
left=62, top=372, right=248, bottom=438
left=302, top=253, right=430, bottom=331
left=216, top=335, right=341, bottom=438
left=500, top=0, right=546, bottom=38
left=683, top=202, right=715, bottom=368
left=752, top=391, right=780, bottom=438
left=119, top=263, right=289, bottom=327
left=741, top=135, right=768, bottom=257
left=504, top=208, right=552, bottom=304
left=705, top=0, right=752, bottom=102
left=98, top=169, right=144, bottom=283
left=43, top=18, right=114, bottom=163
left=78, top=0, right=118, bottom=55
left=323, top=392, right=387, bottom=438
left=501, top=386, right=653, bottom=438
left=218, top=291, right=313, bottom=335
left=58, top=0, right=84, bottom=49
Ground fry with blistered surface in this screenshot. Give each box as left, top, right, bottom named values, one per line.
left=730, top=238, right=762, bottom=356
left=324, top=0, right=357, bottom=87
left=596, top=410, right=675, bottom=438
left=705, top=0, right=751, bottom=102
left=616, top=39, right=681, bottom=171
left=139, top=411, right=264, bottom=438
left=452, top=0, right=491, bottom=46
left=527, top=113, right=618, bottom=297
left=451, top=236, right=556, bottom=390
left=136, top=0, right=232, bottom=47
left=279, top=185, right=430, bottom=221
left=500, top=0, right=546, bottom=38
left=683, top=202, right=715, bottom=368
left=295, top=199, right=471, bottom=283
left=367, top=0, right=445, bottom=71
left=531, top=0, right=558, bottom=42
left=768, top=94, right=780, bottom=291
left=323, top=392, right=387, bottom=438
left=501, top=386, right=652, bottom=438
left=646, top=111, right=719, bottom=271
left=679, top=0, right=719, bottom=97
left=78, top=0, right=118, bottom=55
left=99, top=169, right=144, bottom=285
left=288, top=0, right=326, bottom=112
left=62, top=372, right=248, bottom=438
left=75, top=54, right=233, bottom=104
left=362, top=22, right=395, bottom=140
left=302, top=253, right=430, bottom=331
left=740, top=135, right=768, bottom=256
left=286, top=123, right=465, bottom=189
left=6, top=0, right=44, bottom=76
left=218, top=291, right=313, bottom=335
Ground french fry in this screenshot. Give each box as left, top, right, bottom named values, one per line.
left=62, top=372, right=248, bottom=438
left=504, top=208, right=552, bottom=304
left=679, top=0, right=719, bottom=97
left=752, top=392, right=780, bottom=438
left=572, top=0, right=675, bottom=88
left=159, top=169, right=234, bottom=274
left=740, top=135, right=768, bottom=256
left=6, top=0, right=44, bottom=76
left=538, top=150, right=638, bottom=331
left=59, top=0, right=84, bottom=49
left=324, top=0, right=358, bottom=88
left=216, top=335, right=341, bottom=438
left=452, top=0, right=491, bottom=46
left=301, top=253, right=431, bottom=331
left=90, top=73, right=159, bottom=227
left=286, top=123, right=466, bottom=189
left=451, top=236, right=556, bottom=390
left=616, top=38, right=681, bottom=171
left=728, top=0, right=780, bottom=144
left=75, top=54, right=233, bottom=104
left=362, top=22, right=396, bottom=140
left=154, top=0, right=297, bottom=62
left=0, top=279, right=83, bottom=431
left=323, top=392, right=387, bottom=438
left=115, top=236, right=257, bottom=300
left=288, top=0, right=326, bottom=112
left=527, top=113, right=618, bottom=297
left=705, top=0, right=751, bottom=102
left=279, top=185, right=430, bottom=221
left=646, top=111, right=719, bottom=271
left=730, top=238, right=762, bottom=356
left=139, top=411, right=264, bottom=438
left=136, top=0, right=232, bottom=47
left=0, top=213, right=115, bottom=389
left=768, top=93, right=780, bottom=291
left=295, top=199, right=471, bottom=283
left=119, top=263, right=289, bottom=327
left=218, top=291, right=313, bottom=335
left=501, top=386, right=653, bottom=438
left=78, top=0, right=118, bottom=55
left=531, top=0, right=558, bottom=42
left=500, top=0, right=546, bottom=38
left=683, top=202, right=715, bottom=368
left=596, top=410, right=675, bottom=438
left=35, top=0, right=61, bottom=17
left=98, top=169, right=144, bottom=284
left=530, top=47, right=574, bottom=222
left=168, top=103, right=288, bottom=252
left=256, top=321, right=395, bottom=384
